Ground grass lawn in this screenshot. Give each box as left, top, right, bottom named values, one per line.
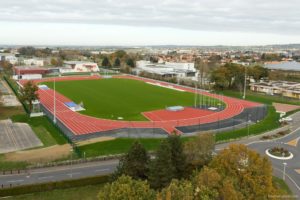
left=79, top=138, right=164, bottom=157
left=11, top=115, right=68, bottom=146
left=5, top=184, right=103, bottom=200
left=0, top=106, right=25, bottom=120
left=216, top=106, right=280, bottom=141
left=273, top=176, right=294, bottom=196
left=44, top=78, right=221, bottom=121
left=221, top=90, right=300, bottom=105
left=79, top=137, right=193, bottom=157
left=0, top=154, right=29, bottom=171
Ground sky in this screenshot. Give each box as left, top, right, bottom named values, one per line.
left=0, top=0, right=300, bottom=46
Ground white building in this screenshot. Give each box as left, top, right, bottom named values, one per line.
left=136, top=60, right=196, bottom=78
left=62, top=61, right=99, bottom=73
left=23, top=58, right=44, bottom=66
left=0, top=53, right=18, bottom=65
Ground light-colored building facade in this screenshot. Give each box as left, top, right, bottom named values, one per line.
left=23, top=58, right=44, bottom=66
left=250, top=81, right=300, bottom=99
left=136, top=60, right=196, bottom=78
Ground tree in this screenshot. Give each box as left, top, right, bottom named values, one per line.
left=184, top=133, right=215, bottom=172
left=126, top=58, right=135, bottom=68
left=113, top=58, right=121, bottom=67
left=0, top=61, right=13, bottom=74
left=166, top=134, right=187, bottom=179
left=248, top=65, right=268, bottom=82
left=210, top=66, right=230, bottom=90
left=18, top=46, right=36, bottom=56
left=158, top=179, right=194, bottom=200
left=98, top=175, right=156, bottom=200
left=113, top=141, right=150, bottom=180
left=20, top=81, right=39, bottom=112
left=148, top=140, right=175, bottom=189
left=114, top=50, right=127, bottom=58
left=50, top=58, right=58, bottom=66
left=102, top=57, right=111, bottom=68
left=192, top=167, right=221, bottom=200
left=209, top=144, right=279, bottom=199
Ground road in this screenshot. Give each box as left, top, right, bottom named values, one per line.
left=216, top=111, right=300, bottom=198
left=0, top=112, right=299, bottom=198
left=0, top=160, right=118, bottom=187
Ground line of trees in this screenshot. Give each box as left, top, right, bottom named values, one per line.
left=98, top=134, right=286, bottom=199
left=210, top=63, right=268, bottom=90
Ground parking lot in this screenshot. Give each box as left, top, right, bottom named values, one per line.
left=0, top=120, right=42, bottom=154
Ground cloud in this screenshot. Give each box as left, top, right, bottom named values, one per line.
left=0, top=0, right=300, bottom=35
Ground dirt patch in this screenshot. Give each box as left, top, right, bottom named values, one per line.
left=76, top=137, right=115, bottom=146
left=273, top=103, right=300, bottom=113
left=4, top=144, right=72, bottom=163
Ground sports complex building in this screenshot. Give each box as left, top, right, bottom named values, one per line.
left=19, top=75, right=267, bottom=141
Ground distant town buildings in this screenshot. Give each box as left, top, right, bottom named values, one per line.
left=0, top=53, right=18, bottom=65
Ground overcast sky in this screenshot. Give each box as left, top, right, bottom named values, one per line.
left=0, top=0, right=299, bottom=46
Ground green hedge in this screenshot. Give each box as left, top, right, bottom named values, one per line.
left=0, top=175, right=109, bottom=197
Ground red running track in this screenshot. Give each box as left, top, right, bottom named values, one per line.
left=22, top=75, right=262, bottom=135
left=143, top=108, right=215, bottom=121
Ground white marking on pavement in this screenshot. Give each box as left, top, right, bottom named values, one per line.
left=67, top=172, right=81, bottom=176
left=7, top=179, right=24, bottom=183
left=95, top=168, right=110, bottom=172
left=38, top=176, right=53, bottom=180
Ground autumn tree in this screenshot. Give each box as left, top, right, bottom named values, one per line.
left=98, top=175, right=156, bottom=200
left=20, top=81, right=39, bottom=112
left=210, top=66, right=230, bottom=89
left=209, top=144, right=279, bottom=199
left=184, top=133, right=215, bottom=172
left=113, top=141, right=150, bottom=180
left=158, top=179, right=194, bottom=200
left=248, top=65, right=268, bottom=82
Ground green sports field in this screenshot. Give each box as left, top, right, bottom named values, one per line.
left=44, top=78, right=220, bottom=121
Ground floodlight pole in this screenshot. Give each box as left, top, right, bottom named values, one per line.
left=243, top=66, right=247, bottom=99
left=53, top=75, right=56, bottom=124
left=194, top=84, right=197, bottom=108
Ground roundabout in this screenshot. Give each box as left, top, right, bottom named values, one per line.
left=265, top=147, right=294, bottom=160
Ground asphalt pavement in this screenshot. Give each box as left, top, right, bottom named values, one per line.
left=0, top=160, right=118, bottom=187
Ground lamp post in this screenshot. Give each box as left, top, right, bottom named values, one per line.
left=283, top=162, right=287, bottom=180
left=247, top=114, right=251, bottom=137
left=243, top=66, right=247, bottom=99
left=53, top=75, right=56, bottom=124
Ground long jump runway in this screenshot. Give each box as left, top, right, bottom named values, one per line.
left=20, top=75, right=262, bottom=137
